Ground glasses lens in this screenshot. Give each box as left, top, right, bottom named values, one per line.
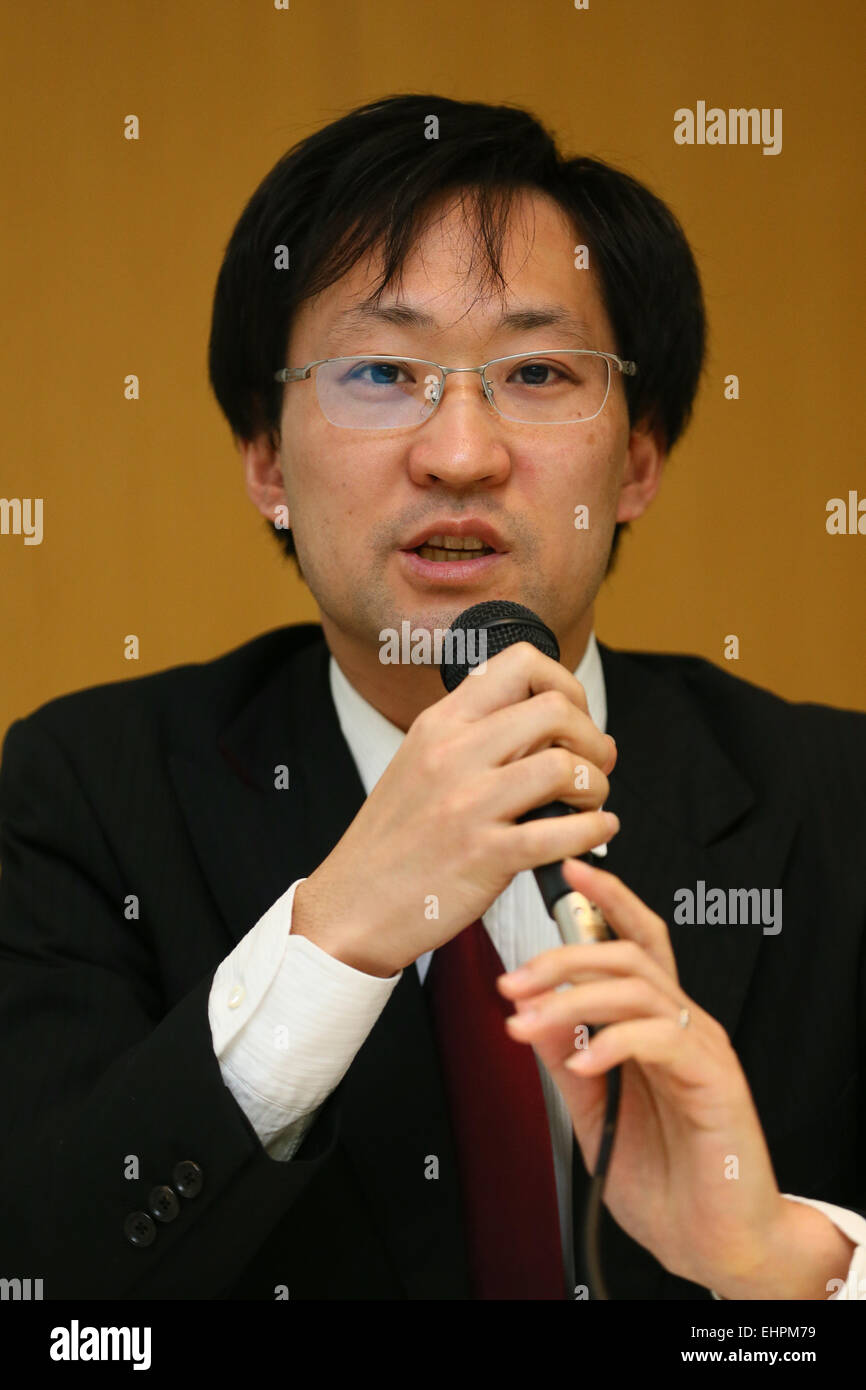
left=315, top=357, right=442, bottom=429
left=486, top=352, right=611, bottom=423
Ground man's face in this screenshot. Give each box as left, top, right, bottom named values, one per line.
left=245, top=188, right=662, bottom=690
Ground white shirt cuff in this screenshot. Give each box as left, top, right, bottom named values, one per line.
left=208, top=878, right=401, bottom=1151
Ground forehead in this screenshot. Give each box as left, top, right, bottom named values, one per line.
left=289, top=188, right=614, bottom=353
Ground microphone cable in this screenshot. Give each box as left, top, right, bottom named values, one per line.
left=582, top=1023, right=621, bottom=1300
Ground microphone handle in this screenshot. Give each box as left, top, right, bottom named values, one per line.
left=516, top=801, right=611, bottom=946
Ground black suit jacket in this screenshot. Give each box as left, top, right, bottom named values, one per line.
left=1, top=623, right=864, bottom=1300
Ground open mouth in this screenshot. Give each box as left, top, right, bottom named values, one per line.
left=411, top=535, right=497, bottom=562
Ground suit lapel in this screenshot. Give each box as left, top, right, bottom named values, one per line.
left=597, top=642, right=799, bottom=1039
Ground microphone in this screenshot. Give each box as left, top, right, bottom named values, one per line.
left=439, top=599, right=612, bottom=949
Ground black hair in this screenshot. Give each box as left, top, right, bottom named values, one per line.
left=208, top=93, right=706, bottom=573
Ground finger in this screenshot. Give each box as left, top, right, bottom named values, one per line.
left=505, top=977, right=681, bottom=1044
left=498, top=938, right=681, bottom=1007
left=504, top=808, right=620, bottom=874
left=490, top=745, right=610, bottom=817
left=511, top=987, right=563, bottom=1015
left=479, top=689, right=615, bottom=777
left=563, top=1016, right=709, bottom=1084
left=451, top=640, right=592, bottom=722
left=560, top=858, right=679, bottom=980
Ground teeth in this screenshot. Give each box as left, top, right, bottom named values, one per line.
left=418, top=546, right=484, bottom=562
left=423, top=534, right=488, bottom=550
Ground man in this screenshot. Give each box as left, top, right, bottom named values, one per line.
left=1, top=93, right=864, bottom=1301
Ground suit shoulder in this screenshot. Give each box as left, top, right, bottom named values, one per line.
left=616, top=647, right=865, bottom=727
left=1, top=623, right=324, bottom=757
left=609, top=646, right=866, bottom=796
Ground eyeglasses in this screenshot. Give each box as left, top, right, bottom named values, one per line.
left=273, top=350, right=637, bottom=429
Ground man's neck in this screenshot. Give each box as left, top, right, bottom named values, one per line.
left=319, top=608, right=595, bottom=733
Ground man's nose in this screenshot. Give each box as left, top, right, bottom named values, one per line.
left=405, top=375, right=512, bottom=489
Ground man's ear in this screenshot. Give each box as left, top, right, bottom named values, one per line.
left=616, top=419, right=666, bottom=524
left=238, top=428, right=289, bottom=528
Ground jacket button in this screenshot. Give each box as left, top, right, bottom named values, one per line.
left=172, top=1160, right=203, bottom=1198
left=124, top=1211, right=156, bottom=1247
left=148, top=1184, right=180, bottom=1222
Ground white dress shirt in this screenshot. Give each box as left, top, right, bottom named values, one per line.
left=208, top=632, right=866, bottom=1299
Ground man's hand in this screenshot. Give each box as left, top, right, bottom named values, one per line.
left=498, top=857, right=856, bottom=1299
left=292, top=642, right=619, bottom=978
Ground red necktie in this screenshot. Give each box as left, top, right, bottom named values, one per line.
left=424, top=918, right=566, bottom=1299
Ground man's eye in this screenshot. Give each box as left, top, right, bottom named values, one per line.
left=510, top=360, right=565, bottom=386
left=348, top=361, right=410, bottom=385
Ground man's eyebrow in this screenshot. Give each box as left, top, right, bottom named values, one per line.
left=326, top=302, right=595, bottom=347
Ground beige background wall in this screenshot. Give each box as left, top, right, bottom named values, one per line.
left=1, top=0, right=863, bottom=736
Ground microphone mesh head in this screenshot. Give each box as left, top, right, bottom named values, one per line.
left=439, top=600, right=560, bottom=692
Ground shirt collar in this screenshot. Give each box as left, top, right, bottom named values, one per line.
left=329, top=631, right=607, bottom=798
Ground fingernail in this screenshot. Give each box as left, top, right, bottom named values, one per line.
left=506, top=1010, right=538, bottom=1029
left=501, top=966, right=532, bottom=983
left=602, top=811, right=620, bottom=833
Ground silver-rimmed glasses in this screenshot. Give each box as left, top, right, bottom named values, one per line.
left=273, top=350, right=637, bottom=429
